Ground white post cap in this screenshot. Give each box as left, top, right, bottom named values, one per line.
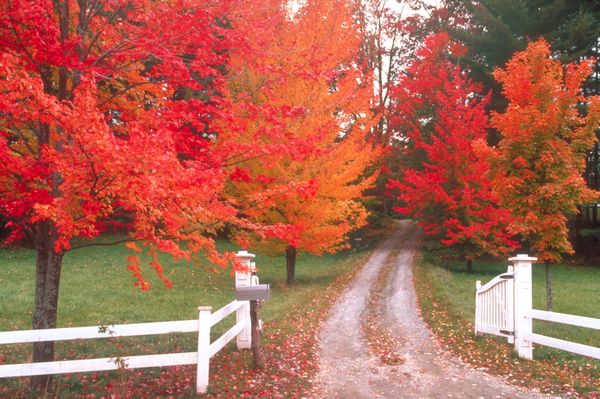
left=236, top=250, right=256, bottom=260
left=508, top=254, right=538, bottom=262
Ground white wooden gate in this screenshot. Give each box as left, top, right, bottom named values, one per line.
left=475, top=254, right=600, bottom=360
left=474, top=266, right=514, bottom=343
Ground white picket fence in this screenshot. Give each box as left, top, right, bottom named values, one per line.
left=475, top=254, right=600, bottom=360
left=0, top=300, right=251, bottom=394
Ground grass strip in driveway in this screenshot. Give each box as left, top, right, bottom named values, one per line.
left=361, top=245, right=404, bottom=366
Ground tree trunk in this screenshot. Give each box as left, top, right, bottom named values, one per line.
left=31, top=222, right=64, bottom=393
left=250, top=300, right=263, bottom=368
left=545, top=261, right=553, bottom=311
left=285, top=246, right=297, bottom=285
left=466, top=259, right=473, bottom=274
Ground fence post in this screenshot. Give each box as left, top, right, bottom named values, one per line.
left=235, top=251, right=255, bottom=350
left=474, top=280, right=481, bottom=335
left=509, top=254, right=537, bottom=360
left=197, top=306, right=212, bottom=394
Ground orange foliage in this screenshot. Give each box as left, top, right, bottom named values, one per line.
left=491, top=39, right=600, bottom=262
left=225, top=0, right=381, bottom=257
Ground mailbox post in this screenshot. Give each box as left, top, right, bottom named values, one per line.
left=235, top=250, right=270, bottom=368
left=236, top=284, right=270, bottom=368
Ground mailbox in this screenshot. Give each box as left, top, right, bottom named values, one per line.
left=235, top=284, right=270, bottom=301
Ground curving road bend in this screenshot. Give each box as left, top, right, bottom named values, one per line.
left=313, top=220, right=556, bottom=399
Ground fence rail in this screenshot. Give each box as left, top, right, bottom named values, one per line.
left=475, top=254, right=600, bottom=361
left=0, top=320, right=199, bottom=345
left=527, top=309, right=600, bottom=360
left=530, top=309, right=600, bottom=330
left=0, top=300, right=250, bottom=393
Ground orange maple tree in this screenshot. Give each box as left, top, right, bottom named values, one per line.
left=225, top=0, right=380, bottom=284
left=490, top=38, right=600, bottom=309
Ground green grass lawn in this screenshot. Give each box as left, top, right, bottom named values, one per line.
left=425, top=255, right=600, bottom=353
left=415, top=251, right=600, bottom=396
left=0, top=236, right=374, bottom=396
left=0, top=237, right=363, bottom=329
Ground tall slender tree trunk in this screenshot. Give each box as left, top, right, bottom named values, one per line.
left=545, top=261, right=553, bottom=311
left=31, top=221, right=64, bottom=392
left=285, top=246, right=297, bottom=285
left=466, top=259, right=473, bottom=274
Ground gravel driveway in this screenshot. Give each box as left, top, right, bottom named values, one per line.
left=313, top=220, right=556, bottom=398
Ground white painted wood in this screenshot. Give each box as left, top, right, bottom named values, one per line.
left=506, top=271, right=515, bottom=344
left=209, top=322, right=245, bottom=358
left=236, top=302, right=251, bottom=350
left=474, top=265, right=514, bottom=342
left=476, top=324, right=510, bottom=336
left=196, top=307, right=212, bottom=394
left=210, top=300, right=245, bottom=327
left=0, top=298, right=258, bottom=393
left=477, top=268, right=514, bottom=294
left=476, top=254, right=600, bottom=361
left=527, top=333, right=600, bottom=360
left=0, top=352, right=197, bottom=378
left=530, top=310, right=600, bottom=330
left=0, top=320, right=198, bottom=345
left=235, top=251, right=255, bottom=351
left=474, top=280, right=481, bottom=335
left=511, top=254, right=537, bottom=360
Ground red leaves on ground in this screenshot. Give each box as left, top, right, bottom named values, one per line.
left=361, top=253, right=404, bottom=365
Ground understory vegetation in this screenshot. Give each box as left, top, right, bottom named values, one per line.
left=413, top=250, right=600, bottom=398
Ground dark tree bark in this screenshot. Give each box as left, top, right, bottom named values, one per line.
left=31, top=221, right=64, bottom=392
left=382, top=197, right=389, bottom=215
left=285, top=246, right=297, bottom=285
left=466, top=259, right=473, bottom=274
left=545, top=261, right=553, bottom=311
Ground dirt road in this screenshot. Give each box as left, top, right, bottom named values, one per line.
left=313, top=221, right=555, bottom=398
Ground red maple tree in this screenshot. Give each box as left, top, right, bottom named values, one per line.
left=0, top=0, right=306, bottom=389
left=387, top=33, right=516, bottom=270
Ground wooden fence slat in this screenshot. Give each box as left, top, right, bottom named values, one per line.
left=527, top=333, right=600, bottom=360
left=209, top=322, right=245, bottom=358
left=476, top=269, right=514, bottom=294
left=530, top=310, right=600, bottom=330
left=0, top=320, right=198, bottom=345
left=0, top=352, right=197, bottom=378
left=209, top=301, right=245, bottom=327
